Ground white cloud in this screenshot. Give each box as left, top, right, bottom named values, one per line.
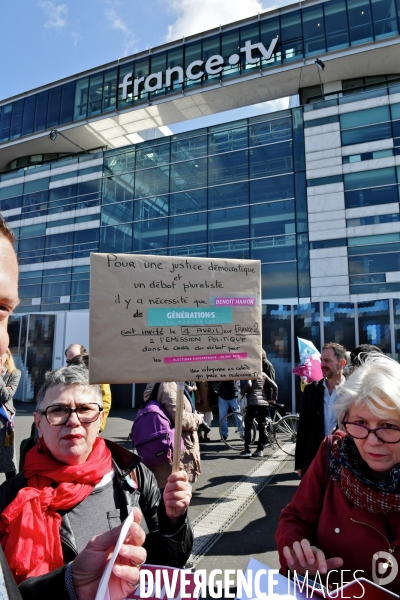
left=71, top=31, right=81, bottom=48
left=38, top=1, right=68, bottom=29
left=165, top=0, right=275, bottom=42
left=104, top=1, right=138, bottom=56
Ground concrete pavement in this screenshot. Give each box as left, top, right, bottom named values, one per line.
left=1, top=403, right=300, bottom=594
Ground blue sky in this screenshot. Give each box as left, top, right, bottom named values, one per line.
left=1, top=0, right=293, bottom=132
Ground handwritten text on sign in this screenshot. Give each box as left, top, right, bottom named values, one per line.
left=89, top=254, right=262, bottom=384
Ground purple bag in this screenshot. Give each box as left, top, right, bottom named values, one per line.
left=130, top=384, right=184, bottom=469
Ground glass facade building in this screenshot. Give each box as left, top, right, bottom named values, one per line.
left=1, top=0, right=399, bottom=146
left=2, top=0, right=400, bottom=404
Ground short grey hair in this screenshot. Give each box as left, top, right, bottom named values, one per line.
left=35, top=365, right=103, bottom=410
left=335, top=352, right=400, bottom=427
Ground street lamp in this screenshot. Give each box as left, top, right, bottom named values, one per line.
left=314, top=58, right=325, bottom=101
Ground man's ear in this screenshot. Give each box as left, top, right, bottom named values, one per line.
left=340, top=358, right=347, bottom=369
left=33, top=411, right=43, bottom=437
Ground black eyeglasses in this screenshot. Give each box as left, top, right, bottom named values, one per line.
left=342, top=420, right=400, bottom=443
left=39, top=403, right=102, bottom=426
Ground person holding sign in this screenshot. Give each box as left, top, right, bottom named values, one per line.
left=276, top=353, right=400, bottom=595
left=0, top=214, right=162, bottom=600
left=0, top=365, right=193, bottom=592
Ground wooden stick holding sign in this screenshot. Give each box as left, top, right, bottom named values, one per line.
left=173, top=382, right=185, bottom=474
left=170, top=382, right=185, bottom=516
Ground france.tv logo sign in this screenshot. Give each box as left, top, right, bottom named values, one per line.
left=119, top=37, right=279, bottom=99
left=372, top=552, right=398, bottom=587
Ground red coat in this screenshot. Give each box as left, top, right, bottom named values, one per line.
left=276, top=437, right=400, bottom=595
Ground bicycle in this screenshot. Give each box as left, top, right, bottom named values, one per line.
left=219, top=401, right=299, bottom=456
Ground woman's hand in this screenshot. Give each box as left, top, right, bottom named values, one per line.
left=72, top=507, right=146, bottom=600
left=283, top=539, right=343, bottom=576
left=164, top=470, right=192, bottom=522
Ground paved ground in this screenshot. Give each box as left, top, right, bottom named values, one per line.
left=2, top=403, right=300, bottom=596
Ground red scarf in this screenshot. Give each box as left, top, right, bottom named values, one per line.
left=0, top=437, right=112, bottom=582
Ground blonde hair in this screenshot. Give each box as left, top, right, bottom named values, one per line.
left=336, top=352, right=400, bottom=427
left=3, top=349, right=17, bottom=374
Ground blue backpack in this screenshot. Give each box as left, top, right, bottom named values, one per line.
left=130, top=383, right=183, bottom=469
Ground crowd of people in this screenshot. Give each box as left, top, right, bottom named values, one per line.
left=1, top=209, right=400, bottom=597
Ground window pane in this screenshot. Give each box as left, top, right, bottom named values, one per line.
left=104, top=150, right=135, bottom=175
left=21, top=95, right=36, bottom=136
left=169, top=189, right=207, bottom=214
left=303, top=6, right=326, bottom=56
left=340, top=105, right=390, bottom=128
left=103, top=68, right=118, bottom=112
left=47, top=87, right=62, bottom=128
left=260, top=17, right=281, bottom=67
left=208, top=205, right=249, bottom=242
left=251, top=235, right=296, bottom=262
left=324, top=0, right=350, bottom=50
left=171, top=135, right=207, bottom=162
left=100, top=223, right=133, bottom=253
left=261, top=261, right=298, bottom=299
left=344, top=167, right=396, bottom=189
left=250, top=141, right=293, bottom=178
left=88, top=73, right=104, bottom=116
left=347, top=0, right=373, bottom=44
left=134, top=196, right=169, bottom=221
left=281, top=11, right=303, bottom=62
left=133, top=218, right=167, bottom=251
left=203, top=35, right=221, bottom=83
left=74, top=77, right=89, bottom=120
left=60, top=82, right=76, bottom=124
left=136, top=142, right=170, bottom=169
left=208, top=239, right=250, bottom=259
left=391, top=103, right=400, bottom=119
left=250, top=174, right=295, bottom=202
left=0, top=104, right=12, bottom=142
left=134, top=58, right=150, bottom=102
left=135, top=166, right=170, bottom=198
left=371, top=0, right=398, bottom=38
left=169, top=212, right=207, bottom=246
left=34, top=91, right=49, bottom=131
left=10, top=99, right=24, bottom=140
left=166, top=47, right=184, bottom=94
left=250, top=200, right=295, bottom=237
left=170, top=158, right=207, bottom=192
left=208, top=150, right=248, bottom=185
left=240, top=23, right=260, bottom=73
left=249, top=116, right=292, bottom=146
left=341, top=122, right=392, bottom=145
left=118, top=62, right=134, bottom=108
left=149, top=52, right=166, bottom=99
left=221, top=31, right=240, bottom=79
left=208, top=125, right=248, bottom=154
left=208, top=182, right=248, bottom=210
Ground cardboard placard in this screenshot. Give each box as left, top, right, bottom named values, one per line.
left=89, top=253, right=262, bottom=383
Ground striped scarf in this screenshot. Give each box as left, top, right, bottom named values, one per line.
left=329, top=431, right=400, bottom=514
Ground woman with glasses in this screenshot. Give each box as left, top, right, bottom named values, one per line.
left=0, top=365, right=193, bottom=591
left=276, top=353, right=400, bottom=594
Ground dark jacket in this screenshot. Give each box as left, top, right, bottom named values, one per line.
left=0, top=440, right=193, bottom=598
left=277, top=437, right=400, bottom=595
left=262, top=359, right=277, bottom=401
left=218, top=380, right=238, bottom=400
left=294, top=378, right=325, bottom=474
left=242, top=375, right=269, bottom=406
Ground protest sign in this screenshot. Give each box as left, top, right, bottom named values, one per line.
left=89, top=253, right=262, bottom=383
